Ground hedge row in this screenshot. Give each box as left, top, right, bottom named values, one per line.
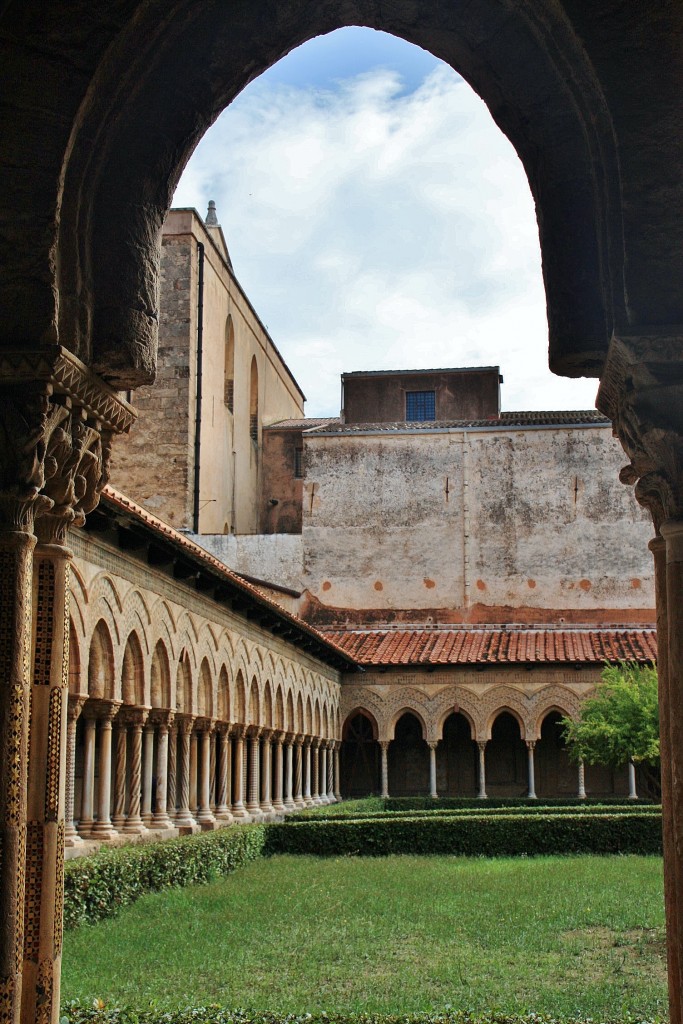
left=289, top=804, right=662, bottom=824
left=60, top=1009, right=666, bottom=1024
left=63, top=824, right=266, bottom=929
left=384, top=796, right=656, bottom=810
left=265, top=812, right=662, bottom=858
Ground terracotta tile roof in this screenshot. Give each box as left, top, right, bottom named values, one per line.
left=93, top=487, right=357, bottom=670
left=321, top=627, right=657, bottom=666
left=264, top=417, right=340, bottom=430
left=313, top=411, right=609, bottom=434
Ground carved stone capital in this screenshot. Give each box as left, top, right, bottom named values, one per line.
left=118, top=705, right=150, bottom=728
left=149, top=708, right=174, bottom=729
left=597, top=331, right=683, bottom=531
left=67, top=694, right=87, bottom=721
left=0, top=348, right=135, bottom=537
left=84, top=698, right=121, bottom=721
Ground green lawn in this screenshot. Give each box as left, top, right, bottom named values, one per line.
left=62, top=854, right=667, bottom=1020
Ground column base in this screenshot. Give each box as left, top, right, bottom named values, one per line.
left=294, top=796, right=306, bottom=810
left=177, top=822, right=201, bottom=835
left=284, top=797, right=296, bottom=811
left=151, top=813, right=174, bottom=829
left=215, top=808, right=234, bottom=826
left=272, top=799, right=286, bottom=814
left=89, top=822, right=119, bottom=841
left=64, top=826, right=83, bottom=847
left=122, top=819, right=148, bottom=835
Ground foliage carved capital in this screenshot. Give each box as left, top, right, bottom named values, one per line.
left=597, top=330, right=683, bottom=532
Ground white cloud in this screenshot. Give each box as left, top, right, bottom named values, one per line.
left=174, top=63, right=599, bottom=416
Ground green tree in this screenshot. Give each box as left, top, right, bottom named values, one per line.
left=561, top=661, right=660, bottom=794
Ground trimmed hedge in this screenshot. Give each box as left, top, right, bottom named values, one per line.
left=265, top=812, right=662, bottom=858
left=63, top=824, right=266, bottom=929
left=384, top=796, right=656, bottom=810
left=60, top=1010, right=666, bottom=1024
left=288, top=804, right=662, bottom=824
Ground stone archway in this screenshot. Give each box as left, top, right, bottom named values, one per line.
left=341, top=711, right=380, bottom=798
left=2, top=6, right=683, bottom=1024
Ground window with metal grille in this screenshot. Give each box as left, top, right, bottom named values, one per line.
left=405, top=390, right=436, bottom=421
left=294, top=447, right=304, bottom=478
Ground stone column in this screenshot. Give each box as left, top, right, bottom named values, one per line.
left=311, top=740, right=321, bottom=805
left=111, top=715, right=128, bottom=831
left=477, top=741, right=488, bottom=799
left=231, top=727, right=249, bottom=820
left=577, top=759, right=587, bottom=799
left=319, top=744, right=330, bottom=805
left=175, top=717, right=196, bottom=829
left=652, top=529, right=683, bottom=1024
left=90, top=703, right=119, bottom=838
left=271, top=732, right=285, bottom=814
left=526, top=741, right=537, bottom=800
left=294, top=736, right=305, bottom=809
left=597, top=330, right=683, bottom=1024
left=303, top=738, right=314, bottom=807
left=122, top=710, right=149, bottom=834
left=215, top=725, right=233, bottom=824
left=152, top=714, right=173, bottom=829
left=259, top=730, right=274, bottom=817
left=196, top=723, right=216, bottom=828
left=379, top=741, right=390, bottom=799
left=246, top=729, right=262, bottom=818
left=0, top=487, right=39, bottom=1024
left=284, top=734, right=295, bottom=811
left=334, top=742, right=342, bottom=802
left=78, top=713, right=97, bottom=837
left=628, top=760, right=638, bottom=800
left=166, top=722, right=178, bottom=822
left=141, top=721, right=155, bottom=826
left=209, top=729, right=217, bottom=812
left=327, top=741, right=335, bottom=802
left=64, top=697, right=86, bottom=845
left=189, top=729, right=198, bottom=816
left=427, top=741, right=438, bottom=799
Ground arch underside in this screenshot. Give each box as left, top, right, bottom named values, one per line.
left=3, top=1, right=682, bottom=389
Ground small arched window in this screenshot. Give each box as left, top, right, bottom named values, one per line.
left=224, top=315, right=235, bottom=412
left=249, top=356, right=258, bottom=443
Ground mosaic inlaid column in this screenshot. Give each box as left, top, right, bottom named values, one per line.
left=477, top=741, right=488, bottom=800
left=64, top=697, right=86, bottom=845
left=140, top=721, right=155, bottom=827
left=231, top=727, right=248, bottom=820
left=175, top=717, right=196, bottom=828
left=526, top=741, right=537, bottom=800
left=327, top=741, right=335, bottom=802
left=215, top=725, right=233, bottom=824
left=123, top=710, right=149, bottom=834
left=577, top=760, right=587, bottom=799
left=189, top=729, right=198, bottom=817
left=0, top=359, right=132, bottom=1024
left=246, top=729, right=262, bottom=818
left=303, top=738, right=314, bottom=808
left=209, top=729, right=217, bottom=812
left=428, top=741, right=438, bottom=798
left=78, top=713, right=96, bottom=837
left=272, top=732, right=285, bottom=814
left=319, top=744, right=329, bottom=805
left=166, top=722, right=178, bottom=822
left=380, top=741, right=390, bottom=799
left=196, top=724, right=216, bottom=828
left=334, top=742, right=341, bottom=802
left=284, top=734, right=295, bottom=811
left=152, top=714, right=173, bottom=829
left=259, top=731, right=274, bottom=817
left=294, top=736, right=305, bottom=809
left=90, top=703, right=119, bottom=838
left=111, top=716, right=128, bottom=831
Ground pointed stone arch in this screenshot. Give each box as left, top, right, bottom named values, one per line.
left=121, top=631, right=146, bottom=706
left=150, top=639, right=171, bottom=709
left=87, top=619, right=115, bottom=700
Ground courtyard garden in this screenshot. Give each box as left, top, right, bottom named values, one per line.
left=61, top=799, right=667, bottom=1023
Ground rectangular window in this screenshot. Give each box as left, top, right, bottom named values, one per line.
left=294, top=447, right=304, bottom=478
left=405, top=390, right=436, bottom=421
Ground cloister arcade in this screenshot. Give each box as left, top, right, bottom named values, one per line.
left=341, top=698, right=629, bottom=803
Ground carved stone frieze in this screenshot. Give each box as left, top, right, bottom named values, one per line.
left=597, top=331, right=683, bottom=531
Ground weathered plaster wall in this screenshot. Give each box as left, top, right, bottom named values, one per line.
left=260, top=428, right=304, bottom=534
left=111, top=208, right=304, bottom=534
left=196, top=533, right=304, bottom=594
left=301, top=424, right=655, bottom=624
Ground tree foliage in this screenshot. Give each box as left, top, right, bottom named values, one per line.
left=561, top=661, right=659, bottom=769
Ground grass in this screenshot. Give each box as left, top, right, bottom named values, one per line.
left=62, top=854, right=667, bottom=1019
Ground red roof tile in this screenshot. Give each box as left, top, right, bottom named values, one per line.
left=321, top=627, right=657, bottom=666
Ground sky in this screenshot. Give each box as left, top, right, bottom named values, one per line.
left=173, top=28, right=600, bottom=417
